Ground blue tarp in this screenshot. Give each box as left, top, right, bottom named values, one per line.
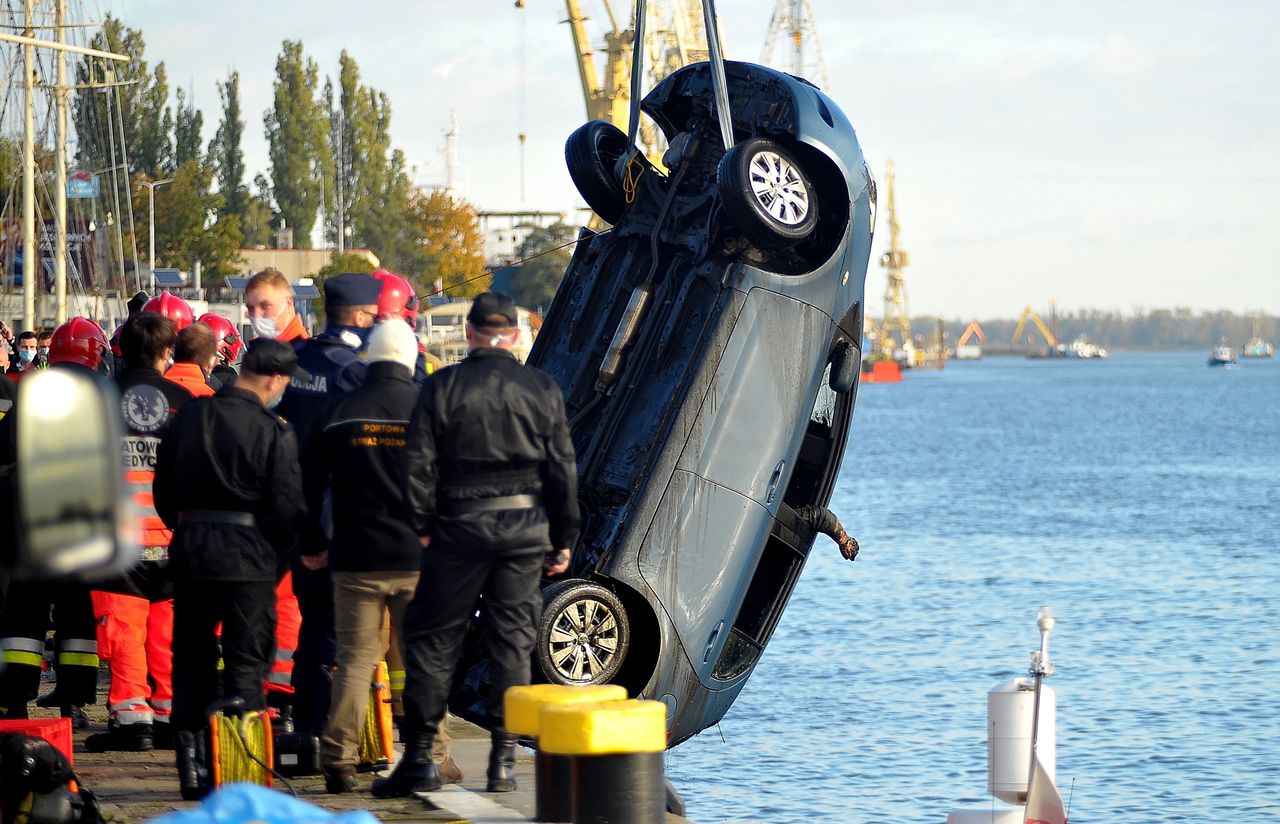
left=149, top=784, right=381, bottom=824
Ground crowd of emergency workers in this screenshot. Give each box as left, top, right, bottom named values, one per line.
left=0, top=269, right=579, bottom=800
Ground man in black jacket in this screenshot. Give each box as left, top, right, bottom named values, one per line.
left=154, top=339, right=307, bottom=800
left=374, top=292, right=579, bottom=798
left=299, top=321, right=457, bottom=793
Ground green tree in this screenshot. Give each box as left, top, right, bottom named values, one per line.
left=264, top=40, right=326, bottom=246
left=240, top=194, right=276, bottom=248
left=323, top=53, right=415, bottom=267
left=210, top=70, right=248, bottom=220
left=139, top=160, right=242, bottom=281
left=173, top=87, right=203, bottom=168
left=74, top=15, right=173, bottom=176
left=406, top=191, right=488, bottom=298
left=506, top=222, right=577, bottom=309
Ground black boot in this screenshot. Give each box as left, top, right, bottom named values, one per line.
left=35, top=693, right=92, bottom=731
left=86, top=722, right=154, bottom=753
left=371, top=745, right=441, bottom=798
left=486, top=730, right=518, bottom=793
left=175, top=731, right=210, bottom=802
left=153, top=721, right=175, bottom=750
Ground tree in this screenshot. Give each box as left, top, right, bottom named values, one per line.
left=323, top=53, right=414, bottom=266
left=505, top=223, right=577, bottom=310
left=209, top=70, right=247, bottom=220
left=264, top=41, right=326, bottom=246
left=240, top=194, right=276, bottom=248
left=74, top=15, right=173, bottom=177
left=173, top=87, right=203, bottom=168
left=139, top=160, right=242, bottom=282
left=406, top=191, right=489, bottom=298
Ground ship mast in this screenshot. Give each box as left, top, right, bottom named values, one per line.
left=1, top=1, right=128, bottom=329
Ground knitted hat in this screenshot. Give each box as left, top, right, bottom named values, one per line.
left=366, top=320, right=418, bottom=374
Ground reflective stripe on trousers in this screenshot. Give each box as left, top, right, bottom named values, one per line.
left=57, top=637, right=100, bottom=669
left=109, top=697, right=155, bottom=726
left=0, top=636, right=44, bottom=668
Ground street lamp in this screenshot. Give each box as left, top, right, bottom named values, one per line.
left=143, top=177, right=174, bottom=294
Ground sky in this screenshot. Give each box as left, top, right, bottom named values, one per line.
left=88, top=0, right=1280, bottom=319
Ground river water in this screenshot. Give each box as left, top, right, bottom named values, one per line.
left=665, top=351, right=1280, bottom=823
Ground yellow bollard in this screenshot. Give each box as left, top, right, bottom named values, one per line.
left=506, top=684, right=627, bottom=822
left=539, top=699, right=667, bottom=824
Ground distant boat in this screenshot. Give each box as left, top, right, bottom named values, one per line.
left=1208, top=342, right=1237, bottom=367
left=1067, top=335, right=1109, bottom=359
left=1240, top=337, right=1274, bottom=359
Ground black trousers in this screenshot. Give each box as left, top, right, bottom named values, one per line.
left=171, top=577, right=276, bottom=733
left=401, top=547, right=543, bottom=748
left=0, top=581, right=98, bottom=710
left=290, top=559, right=336, bottom=735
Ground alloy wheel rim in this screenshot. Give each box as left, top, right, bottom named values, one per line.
left=548, top=597, right=620, bottom=682
left=747, top=150, right=810, bottom=225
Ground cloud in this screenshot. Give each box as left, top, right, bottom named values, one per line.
left=432, top=58, right=464, bottom=79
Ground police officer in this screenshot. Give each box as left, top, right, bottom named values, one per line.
left=153, top=339, right=307, bottom=800
left=278, top=272, right=382, bottom=737
left=0, top=319, right=108, bottom=726
left=373, top=292, right=579, bottom=797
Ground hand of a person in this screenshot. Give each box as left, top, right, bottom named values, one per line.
left=0, top=320, right=11, bottom=343
left=544, top=548, right=571, bottom=576
left=419, top=535, right=432, bottom=549
left=838, top=534, right=860, bottom=562
left=301, top=551, right=328, bottom=570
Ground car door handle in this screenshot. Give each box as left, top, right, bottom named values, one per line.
left=766, top=459, right=786, bottom=504
left=703, top=620, right=724, bottom=663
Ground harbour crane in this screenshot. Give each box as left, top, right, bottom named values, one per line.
left=957, top=321, right=986, bottom=347
left=1011, top=305, right=1058, bottom=349
left=761, top=0, right=830, bottom=89
left=563, top=1, right=708, bottom=160
left=878, top=160, right=911, bottom=357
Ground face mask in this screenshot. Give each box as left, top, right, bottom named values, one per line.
left=18, top=349, right=35, bottom=364
left=37, top=347, right=49, bottom=357
left=250, top=315, right=280, bottom=340
left=267, top=393, right=284, bottom=410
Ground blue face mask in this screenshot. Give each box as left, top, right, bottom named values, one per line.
left=267, top=392, right=284, bottom=410
left=18, top=349, right=35, bottom=364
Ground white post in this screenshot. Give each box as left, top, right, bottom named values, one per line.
left=1026, top=606, right=1055, bottom=798
left=146, top=178, right=174, bottom=294
left=21, top=0, right=35, bottom=332
left=54, top=0, right=68, bottom=325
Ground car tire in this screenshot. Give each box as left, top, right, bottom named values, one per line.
left=716, top=137, right=818, bottom=248
left=565, top=121, right=631, bottom=225
left=537, top=579, right=630, bottom=685
left=829, top=340, right=859, bottom=393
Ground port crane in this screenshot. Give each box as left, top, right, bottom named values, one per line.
left=761, top=0, right=829, bottom=88
left=1011, top=305, right=1058, bottom=349
left=563, top=1, right=708, bottom=159
left=878, top=160, right=911, bottom=356
left=957, top=321, right=985, bottom=347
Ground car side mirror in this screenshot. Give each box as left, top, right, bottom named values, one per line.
left=12, top=368, right=138, bottom=579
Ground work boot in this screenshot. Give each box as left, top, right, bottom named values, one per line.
left=324, top=766, right=358, bottom=794
left=86, top=722, right=154, bottom=753
left=36, top=692, right=92, bottom=730
left=486, top=730, right=518, bottom=793
left=175, top=731, right=210, bottom=802
left=153, top=721, right=175, bottom=750
left=437, top=756, right=463, bottom=785
left=371, top=745, right=441, bottom=797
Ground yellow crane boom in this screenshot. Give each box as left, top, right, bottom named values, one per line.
left=1011, top=307, right=1057, bottom=347
left=957, top=321, right=986, bottom=347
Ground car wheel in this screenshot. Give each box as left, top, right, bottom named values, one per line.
left=717, top=137, right=818, bottom=248
left=565, top=121, right=631, bottom=225
left=829, top=339, right=859, bottom=393
left=538, top=579, right=630, bottom=685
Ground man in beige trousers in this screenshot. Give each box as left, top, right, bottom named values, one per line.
left=298, top=321, right=458, bottom=793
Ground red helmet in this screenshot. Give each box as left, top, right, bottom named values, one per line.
left=142, top=290, right=194, bottom=331
left=109, top=324, right=124, bottom=357
left=49, top=317, right=109, bottom=370
left=197, top=313, right=244, bottom=364
left=371, top=269, right=418, bottom=325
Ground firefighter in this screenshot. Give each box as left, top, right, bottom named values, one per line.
left=0, top=318, right=108, bottom=727
left=196, top=313, right=243, bottom=388
left=373, top=293, right=579, bottom=797
left=153, top=339, right=306, bottom=800
left=88, top=313, right=194, bottom=752
left=277, top=273, right=381, bottom=737
left=142, top=291, right=194, bottom=332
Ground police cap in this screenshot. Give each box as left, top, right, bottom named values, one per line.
left=467, top=292, right=519, bottom=329
left=324, top=273, right=383, bottom=311
left=242, top=338, right=313, bottom=382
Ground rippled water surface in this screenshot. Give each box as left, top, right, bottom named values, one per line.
left=665, top=352, right=1280, bottom=823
